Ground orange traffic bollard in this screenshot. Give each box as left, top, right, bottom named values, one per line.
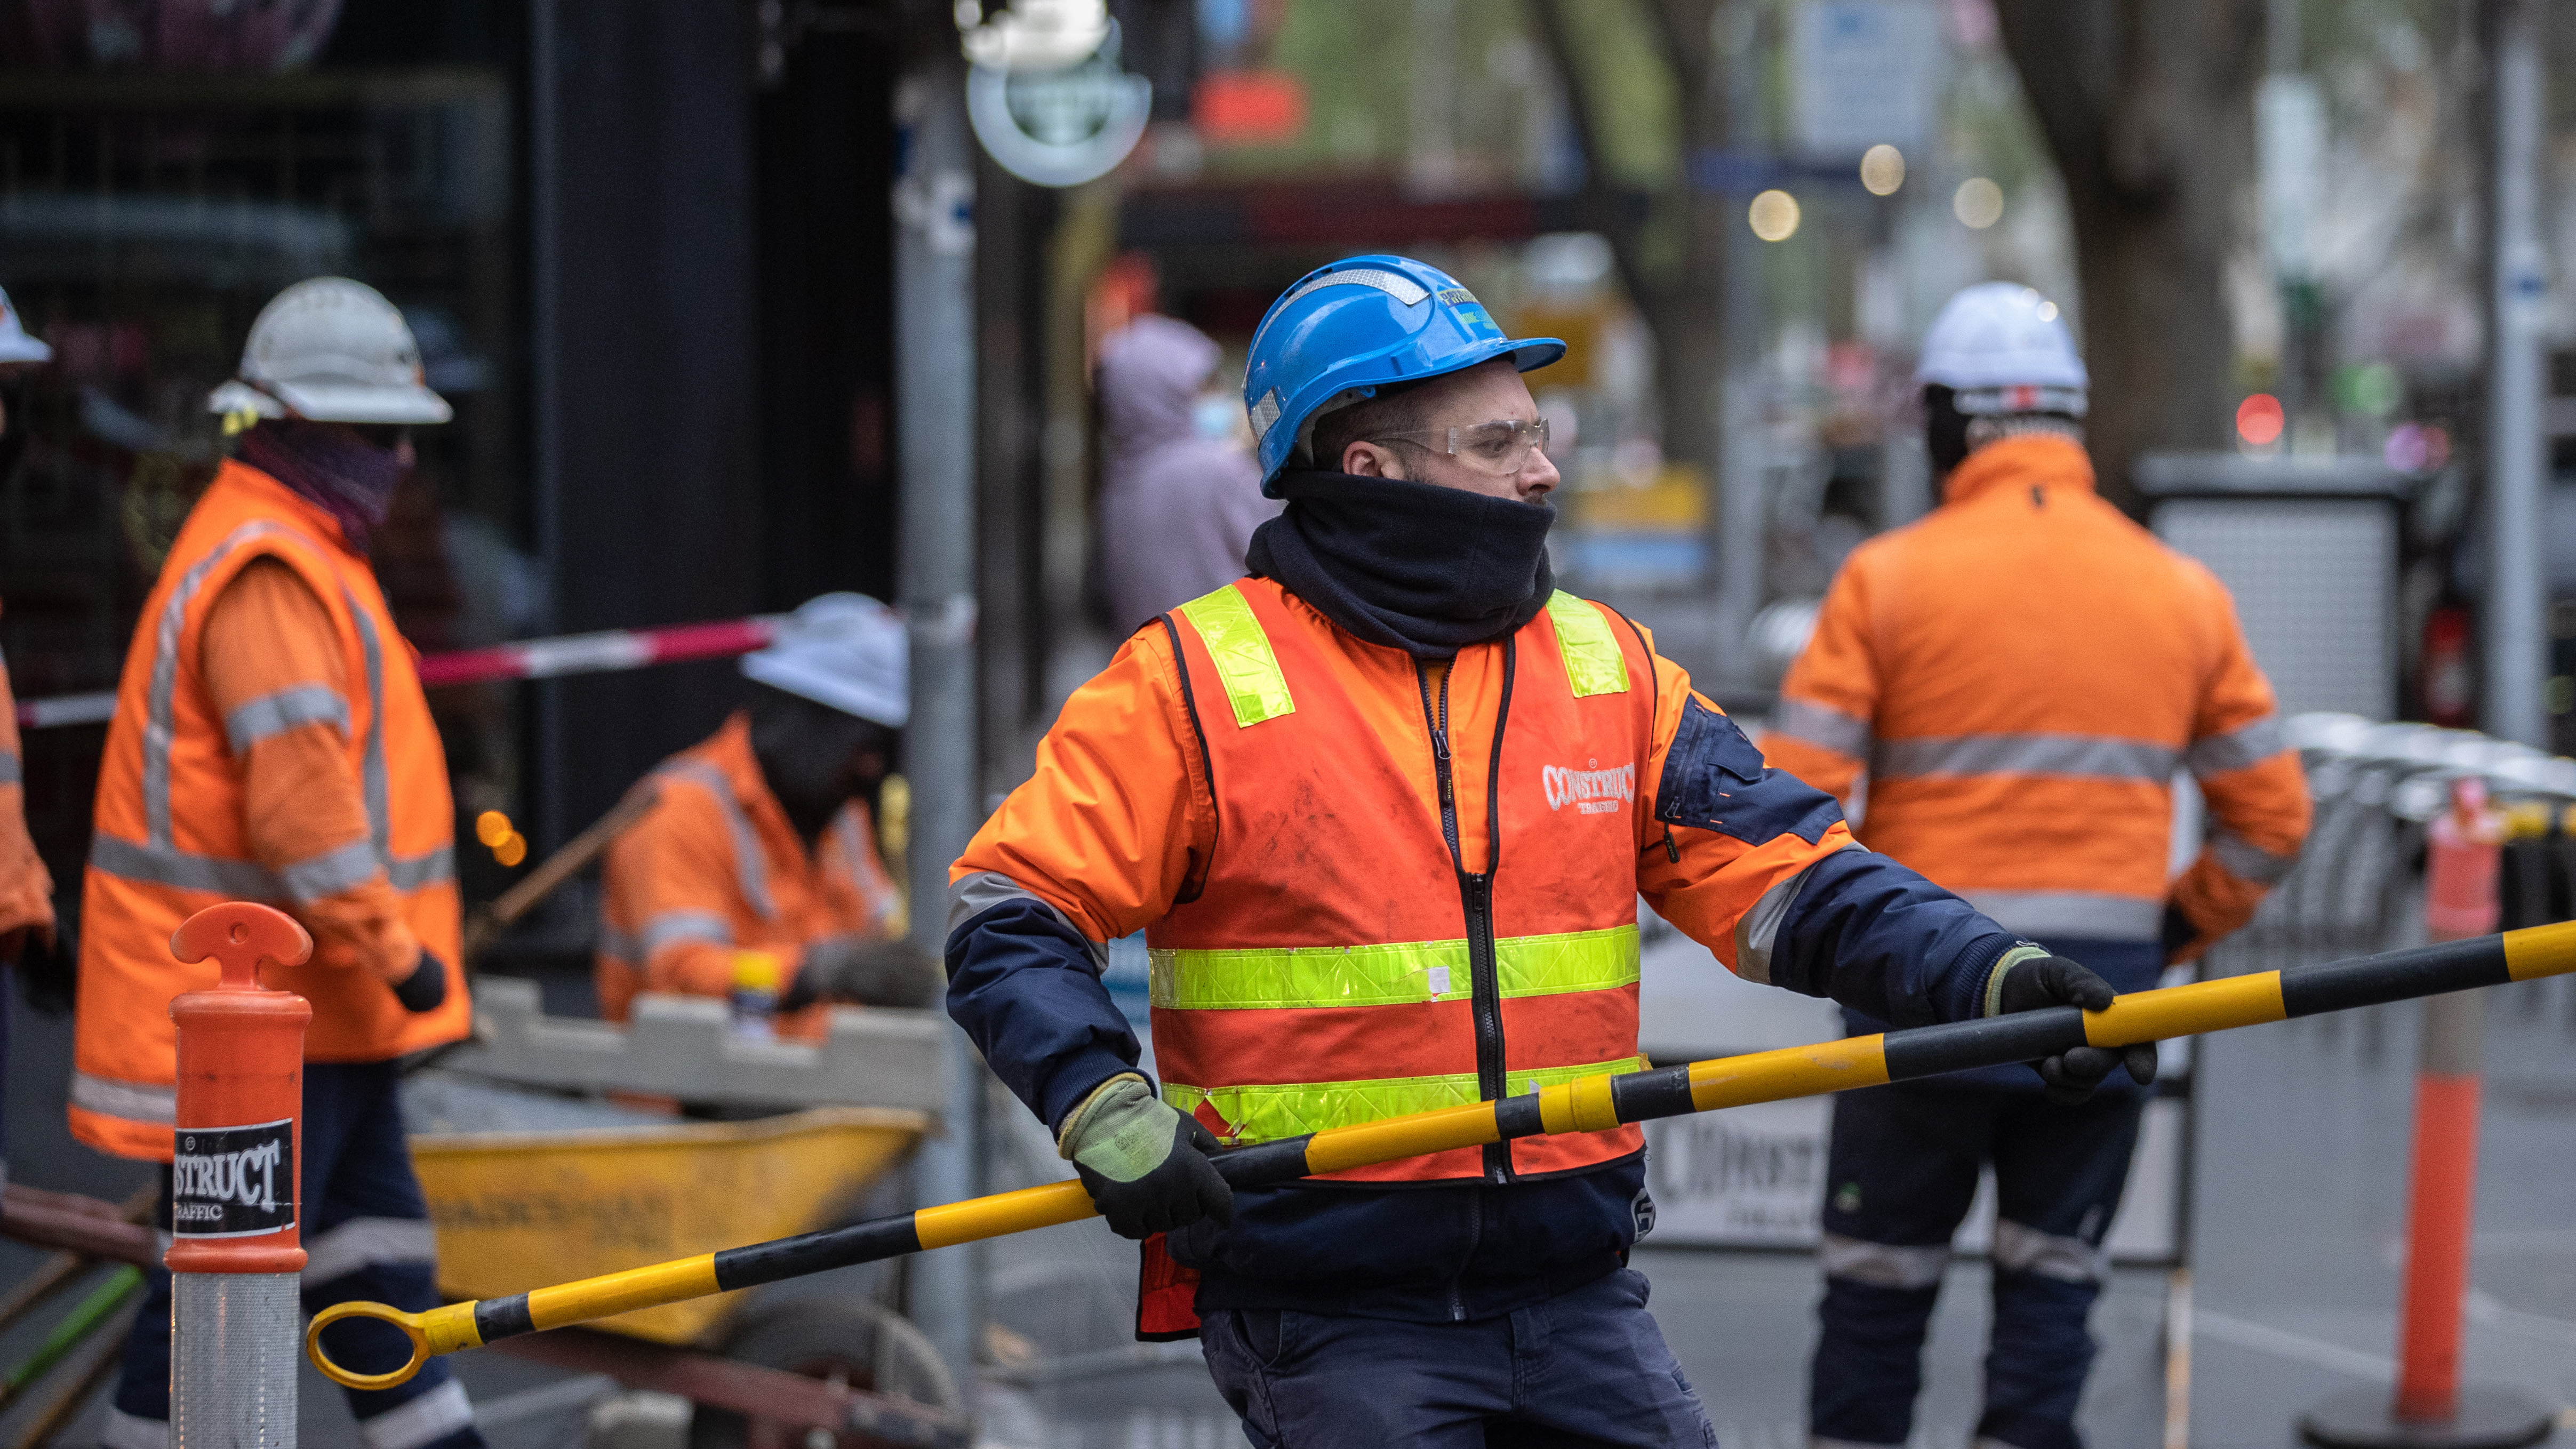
left=165, top=902, right=314, bottom=1449
left=2301, top=781, right=2551, bottom=1449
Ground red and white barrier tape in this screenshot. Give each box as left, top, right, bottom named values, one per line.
left=16, top=615, right=786, bottom=730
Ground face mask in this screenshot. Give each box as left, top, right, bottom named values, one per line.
left=1193, top=393, right=1241, bottom=442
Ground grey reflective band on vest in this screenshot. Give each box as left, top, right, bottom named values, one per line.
left=145, top=521, right=291, bottom=847
left=70, top=1070, right=178, bottom=1126
left=1818, top=1232, right=1949, bottom=1289
left=641, top=909, right=734, bottom=955
left=1960, top=890, right=2162, bottom=942
left=2185, top=714, right=2288, bottom=778
left=89, top=834, right=289, bottom=900
left=1771, top=698, right=1873, bottom=760
left=222, top=683, right=349, bottom=752
left=948, top=869, right=1110, bottom=972
left=654, top=759, right=775, bottom=920
left=0, top=750, right=17, bottom=786
left=1872, top=733, right=2179, bottom=783
left=2211, top=827, right=2298, bottom=885
left=1733, top=842, right=1862, bottom=985
left=279, top=839, right=382, bottom=903
left=343, top=584, right=392, bottom=863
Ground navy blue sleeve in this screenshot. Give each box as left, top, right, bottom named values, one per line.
left=944, top=898, right=1143, bottom=1132
left=1769, top=847, right=2019, bottom=1029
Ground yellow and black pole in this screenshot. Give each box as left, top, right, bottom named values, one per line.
left=308, top=919, right=2576, bottom=1390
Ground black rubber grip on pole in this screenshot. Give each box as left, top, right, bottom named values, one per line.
left=713, top=1213, right=925, bottom=1293
left=1211, top=1135, right=1317, bottom=1188
left=1611, top=1063, right=1698, bottom=1123
left=475, top=1294, right=536, bottom=1344
left=2278, top=937, right=2511, bottom=1019
left=1881, top=1006, right=2088, bottom=1082
left=1494, top=1093, right=1546, bottom=1139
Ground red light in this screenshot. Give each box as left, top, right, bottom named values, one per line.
left=2236, top=393, right=2285, bottom=446
left=1193, top=71, right=1308, bottom=145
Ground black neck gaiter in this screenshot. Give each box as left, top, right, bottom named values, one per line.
left=1246, top=470, right=1556, bottom=659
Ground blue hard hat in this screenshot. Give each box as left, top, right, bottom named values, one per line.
left=1243, top=254, right=1564, bottom=493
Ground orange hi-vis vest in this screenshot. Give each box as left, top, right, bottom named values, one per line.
left=73, top=461, right=465, bottom=1160
left=1150, top=578, right=1653, bottom=1184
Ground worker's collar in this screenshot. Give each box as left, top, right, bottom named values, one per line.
left=1941, top=433, right=2098, bottom=507
left=1247, top=471, right=1555, bottom=660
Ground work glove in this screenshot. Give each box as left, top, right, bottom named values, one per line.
left=1056, top=1073, right=1235, bottom=1240
left=778, top=935, right=942, bottom=1012
left=1987, top=943, right=2157, bottom=1105
left=390, top=949, right=449, bottom=1014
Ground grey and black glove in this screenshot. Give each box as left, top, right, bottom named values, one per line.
left=1987, top=943, right=2156, bottom=1104
left=779, top=935, right=942, bottom=1011
left=391, top=949, right=449, bottom=1013
left=1055, top=1074, right=1235, bottom=1240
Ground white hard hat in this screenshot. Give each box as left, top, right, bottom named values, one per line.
left=1916, top=282, right=2087, bottom=413
left=741, top=594, right=909, bottom=729
left=0, top=285, right=50, bottom=364
left=207, top=277, right=452, bottom=426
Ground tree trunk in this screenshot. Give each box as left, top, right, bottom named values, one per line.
left=1995, top=0, right=2264, bottom=514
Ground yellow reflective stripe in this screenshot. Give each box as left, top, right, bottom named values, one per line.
left=1164, top=1055, right=1649, bottom=1143
left=1175, top=586, right=1294, bottom=727
left=1150, top=925, right=1638, bottom=1010
left=1545, top=591, right=1628, bottom=697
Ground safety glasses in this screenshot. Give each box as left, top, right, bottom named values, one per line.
left=1374, top=417, right=1551, bottom=476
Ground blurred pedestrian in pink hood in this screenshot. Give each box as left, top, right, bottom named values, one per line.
left=1092, top=315, right=1277, bottom=631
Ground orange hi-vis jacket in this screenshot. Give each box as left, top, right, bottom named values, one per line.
left=1763, top=436, right=2312, bottom=955
left=596, top=712, right=904, bottom=1037
left=73, top=461, right=466, bottom=1161
left=955, top=578, right=1876, bottom=1185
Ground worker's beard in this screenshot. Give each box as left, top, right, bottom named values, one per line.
left=236, top=420, right=410, bottom=552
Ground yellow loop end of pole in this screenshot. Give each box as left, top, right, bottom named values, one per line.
left=306, top=1300, right=481, bottom=1390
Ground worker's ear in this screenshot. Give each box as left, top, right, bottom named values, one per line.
left=1341, top=440, right=1406, bottom=479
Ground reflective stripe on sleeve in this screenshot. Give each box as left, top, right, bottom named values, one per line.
left=1771, top=698, right=1873, bottom=760
left=639, top=909, right=734, bottom=955
left=1150, top=925, right=1638, bottom=1011
left=303, top=1215, right=438, bottom=1287
left=1163, top=1054, right=1645, bottom=1144
left=945, top=869, right=1109, bottom=971
left=1872, top=733, right=2178, bottom=783
left=2185, top=714, right=2287, bottom=778
left=1818, top=1232, right=1949, bottom=1289
left=357, top=1379, right=475, bottom=1449
left=1960, top=890, right=2163, bottom=942
left=387, top=846, right=455, bottom=892
left=1175, top=586, right=1294, bottom=727
left=1543, top=591, right=1629, bottom=697
left=70, top=1070, right=177, bottom=1126
left=2211, top=827, right=2298, bottom=885
left=654, top=759, right=775, bottom=920
left=222, top=683, right=349, bottom=752
left=0, top=750, right=18, bottom=786
left=279, top=839, right=384, bottom=902
left=1731, top=843, right=1858, bottom=985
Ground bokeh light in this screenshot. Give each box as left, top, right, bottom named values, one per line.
left=1748, top=189, right=1801, bottom=242
left=2236, top=393, right=2286, bottom=447
left=494, top=832, right=529, bottom=868
left=1953, top=177, right=2004, bottom=229
left=475, top=810, right=512, bottom=847
left=1859, top=144, right=1906, bottom=196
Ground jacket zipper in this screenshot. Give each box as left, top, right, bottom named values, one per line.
left=1415, top=661, right=1513, bottom=1184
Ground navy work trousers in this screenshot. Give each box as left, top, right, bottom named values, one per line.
left=1198, top=1267, right=1716, bottom=1447
left=1806, top=1082, right=2146, bottom=1449
left=106, top=1061, right=482, bottom=1449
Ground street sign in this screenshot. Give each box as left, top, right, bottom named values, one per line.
left=1790, top=0, right=1941, bottom=158
left=965, top=23, right=1150, bottom=188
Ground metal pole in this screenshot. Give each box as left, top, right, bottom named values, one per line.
left=529, top=0, right=568, bottom=851
left=895, top=49, right=986, bottom=1408
left=2481, top=0, right=2547, bottom=749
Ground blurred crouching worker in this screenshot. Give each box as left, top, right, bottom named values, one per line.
left=1092, top=314, right=1278, bottom=631
left=1764, top=283, right=2311, bottom=1449
left=0, top=284, right=63, bottom=1196
left=76, top=278, right=484, bottom=1449
left=596, top=593, right=938, bottom=1038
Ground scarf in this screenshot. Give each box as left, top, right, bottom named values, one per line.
left=1246, top=471, right=1556, bottom=659
left=237, top=421, right=409, bottom=553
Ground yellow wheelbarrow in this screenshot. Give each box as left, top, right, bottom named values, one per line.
left=399, top=1075, right=961, bottom=1446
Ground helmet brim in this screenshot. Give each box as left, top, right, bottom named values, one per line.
left=0, top=336, right=52, bottom=364
left=209, top=379, right=453, bottom=425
